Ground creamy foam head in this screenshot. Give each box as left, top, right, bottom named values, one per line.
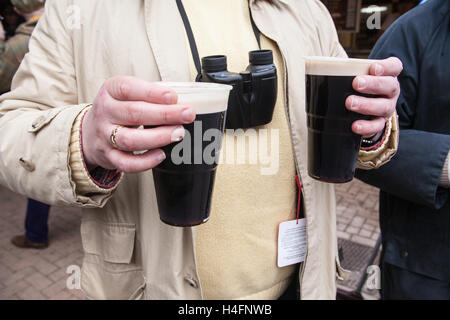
left=156, top=82, right=232, bottom=114
left=305, top=56, right=379, bottom=76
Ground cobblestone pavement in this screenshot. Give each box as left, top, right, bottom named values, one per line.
left=335, top=180, right=381, bottom=248
left=0, top=179, right=381, bottom=300
left=0, top=186, right=84, bottom=300
left=335, top=179, right=381, bottom=300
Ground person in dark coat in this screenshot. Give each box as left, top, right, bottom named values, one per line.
left=356, top=0, right=450, bottom=299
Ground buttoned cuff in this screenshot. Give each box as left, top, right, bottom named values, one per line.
left=69, top=106, right=123, bottom=195
left=357, top=113, right=399, bottom=170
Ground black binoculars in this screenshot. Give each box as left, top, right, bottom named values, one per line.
left=199, top=50, right=278, bottom=129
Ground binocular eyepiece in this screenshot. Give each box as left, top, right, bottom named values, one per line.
left=199, top=50, right=278, bottom=129
left=202, top=50, right=274, bottom=72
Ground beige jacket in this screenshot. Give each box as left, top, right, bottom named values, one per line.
left=0, top=0, right=398, bottom=300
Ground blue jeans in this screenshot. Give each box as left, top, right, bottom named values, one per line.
left=25, top=199, right=50, bottom=243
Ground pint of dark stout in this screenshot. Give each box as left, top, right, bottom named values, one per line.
left=152, top=82, right=232, bottom=226
left=305, top=57, right=376, bottom=183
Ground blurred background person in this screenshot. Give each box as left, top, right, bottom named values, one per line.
left=0, top=0, right=24, bottom=41
left=0, top=0, right=44, bottom=93
left=357, top=0, right=450, bottom=299
left=0, top=0, right=49, bottom=249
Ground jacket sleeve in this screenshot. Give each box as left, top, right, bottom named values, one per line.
left=356, top=15, right=450, bottom=210
left=313, top=0, right=399, bottom=169
left=0, top=0, right=116, bottom=208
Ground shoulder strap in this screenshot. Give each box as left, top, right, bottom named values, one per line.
left=175, top=0, right=262, bottom=81
left=175, top=0, right=202, bottom=81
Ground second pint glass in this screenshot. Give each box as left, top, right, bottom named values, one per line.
left=305, top=57, right=377, bottom=183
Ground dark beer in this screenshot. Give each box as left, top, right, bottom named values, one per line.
left=305, top=57, right=376, bottom=183
left=152, top=82, right=231, bottom=226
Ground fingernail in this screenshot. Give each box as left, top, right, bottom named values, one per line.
left=181, top=108, right=195, bottom=122
left=374, top=63, right=384, bottom=76
left=357, top=77, right=367, bottom=90
left=157, top=151, right=166, bottom=162
left=171, top=126, right=185, bottom=142
left=350, top=96, right=358, bottom=110
left=163, top=93, right=175, bottom=104
left=356, top=124, right=363, bottom=132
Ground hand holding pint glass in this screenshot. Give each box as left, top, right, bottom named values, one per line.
left=81, top=77, right=231, bottom=227
left=82, top=76, right=197, bottom=173
left=150, top=82, right=232, bottom=226
left=305, top=56, right=402, bottom=183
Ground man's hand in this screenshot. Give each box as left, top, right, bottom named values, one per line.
left=345, top=57, right=403, bottom=137
left=0, top=21, right=6, bottom=41
left=81, top=76, right=196, bottom=173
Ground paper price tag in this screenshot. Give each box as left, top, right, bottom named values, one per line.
left=277, top=219, right=307, bottom=268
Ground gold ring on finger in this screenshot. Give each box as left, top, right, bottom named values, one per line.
left=110, top=125, right=123, bottom=149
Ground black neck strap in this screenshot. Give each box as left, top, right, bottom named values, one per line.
left=175, top=0, right=261, bottom=81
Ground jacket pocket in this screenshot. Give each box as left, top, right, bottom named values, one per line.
left=80, top=219, right=145, bottom=300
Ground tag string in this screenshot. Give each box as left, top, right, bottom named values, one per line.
left=295, top=175, right=303, bottom=225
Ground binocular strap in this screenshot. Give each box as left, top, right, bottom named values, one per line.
left=175, top=0, right=262, bottom=81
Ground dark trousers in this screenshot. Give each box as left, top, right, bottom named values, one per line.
left=381, top=262, right=450, bottom=300
left=25, top=199, right=51, bottom=243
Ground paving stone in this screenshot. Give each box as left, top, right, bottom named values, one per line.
left=0, top=186, right=83, bottom=300
left=337, top=215, right=351, bottom=224
left=344, top=206, right=357, bottom=216
left=337, top=230, right=350, bottom=240
left=359, top=229, right=372, bottom=238
left=25, top=272, right=53, bottom=291
left=41, top=281, right=67, bottom=299
left=70, top=289, right=86, bottom=300
left=50, top=290, right=74, bottom=300
left=351, top=235, right=377, bottom=248
left=351, top=216, right=365, bottom=227
left=17, top=286, right=47, bottom=300
left=0, top=280, right=29, bottom=299
left=11, top=254, right=41, bottom=271
left=2, top=266, right=35, bottom=286
left=366, top=219, right=379, bottom=227
left=48, top=267, right=69, bottom=283
left=346, top=226, right=359, bottom=235
left=364, top=196, right=378, bottom=210
left=336, top=205, right=347, bottom=214
left=0, top=251, right=20, bottom=270
left=54, top=251, right=83, bottom=269
left=355, top=192, right=368, bottom=202
left=0, top=263, right=14, bottom=282
left=33, top=259, right=58, bottom=276
left=362, top=224, right=375, bottom=232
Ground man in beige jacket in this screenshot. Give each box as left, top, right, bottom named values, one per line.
left=0, top=0, right=401, bottom=300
